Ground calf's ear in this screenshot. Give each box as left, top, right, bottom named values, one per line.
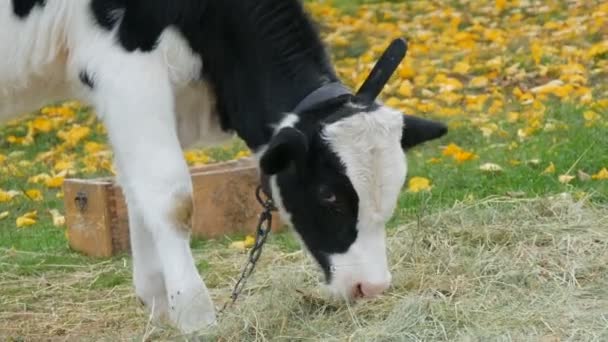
left=401, top=115, right=448, bottom=149
left=260, top=127, right=308, bottom=175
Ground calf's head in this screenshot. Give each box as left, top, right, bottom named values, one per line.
left=258, top=39, right=447, bottom=299
left=260, top=99, right=446, bottom=299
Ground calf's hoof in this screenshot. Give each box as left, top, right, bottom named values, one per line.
left=169, top=285, right=217, bottom=333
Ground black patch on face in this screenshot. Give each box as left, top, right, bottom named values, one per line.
left=12, top=0, right=46, bottom=19
left=276, top=126, right=359, bottom=282
left=90, top=0, right=125, bottom=30
left=79, top=70, right=95, bottom=89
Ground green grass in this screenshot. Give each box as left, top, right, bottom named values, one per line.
left=395, top=101, right=608, bottom=221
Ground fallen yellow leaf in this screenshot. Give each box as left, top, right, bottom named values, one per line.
left=558, top=174, right=575, bottom=184
left=408, top=176, right=432, bottom=193
left=469, top=76, right=489, bottom=88
left=442, top=143, right=463, bottom=157
left=25, top=189, right=43, bottom=201
left=17, top=211, right=37, bottom=228
left=235, top=150, right=252, bottom=160
left=45, top=176, right=65, bottom=188
left=542, top=162, right=556, bottom=174
left=583, top=111, right=600, bottom=127
left=592, top=168, right=608, bottom=180
left=57, top=125, right=91, bottom=146
left=0, top=190, right=12, bottom=203
left=84, top=142, right=106, bottom=154
left=29, top=173, right=51, bottom=184
left=0, top=211, right=9, bottom=220
left=530, top=41, right=543, bottom=65
left=244, top=235, right=256, bottom=248
left=398, top=80, right=413, bottom=97
left=452, top=61, right=470, bottom=74
left=453, top=151, right=477, bottom=163
left=32, top=117, right=53, bottom=133
left=54, top=160, right=74, bottom=172
left=49, top=209, right=66, bottom=227
left=0, top=189, right=20, bottom=203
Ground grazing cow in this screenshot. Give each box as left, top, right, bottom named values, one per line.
left=0, top=0, right=447, bottom=333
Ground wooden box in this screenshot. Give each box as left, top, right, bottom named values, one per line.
left=63, top=158, right=283, bottom=258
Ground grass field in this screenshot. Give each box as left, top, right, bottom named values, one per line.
left=1, top=0, right=607, bottom=340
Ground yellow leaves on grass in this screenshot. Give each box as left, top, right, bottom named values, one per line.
left=29, top=172, right=65, bottom=189
left=442, top=143, right=462, bottom=157
left=592, top=168, right=608, bottom=180
left=0, top=189, right=20, bottom=203
left=542, top=162, right=556, bottom=174
left=469, top=76, right=488, bottom=89
left=442, top=143, right=477, bottom=163
left=0, top=211, right=9, bottom=220
left=587, top=40, right=608, bottom=59
left=530, top=41, right=543, bottom=65
left=583, top=111, right=600, bottom=127
left=235, top=150, right=252, bottom=160
left=453, top=61, right=470, bottom=74
left=45, top=176, right=65, bottom=188
left=25, top=189, right=43, bottom=201
left=84, top=142, right=106, bottom=154
left=398, top=81, right=413, bottom=98
left=41, top=104, right=76, bottom=118
left=541, top=166, right=608, bottom=183
left=407, top=177, right=432, bottom=193
left=57, top=125, right=91, bottom=146
left=433, top=74, right=463, bottom=93
left=49, top=209, right=65, bottom=227
left=558, top=174, right=575, bottom=184
left=16, top=211, right=37, bottom=228
left=31, top=117, right=53, bottom=133
left=54, top=159, right=74, bottom=172
left=531, top=80, right=573, bottom=99
left=230, top=235, right=256, bottom=251
left=184, top=150, right=212, bottom=166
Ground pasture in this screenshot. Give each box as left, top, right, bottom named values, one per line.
left=1, top=0, right=607, bottom=340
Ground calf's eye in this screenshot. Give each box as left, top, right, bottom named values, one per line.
left=319, top=186, right=337, bottom=204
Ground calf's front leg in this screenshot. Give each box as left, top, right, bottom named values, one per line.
left=88, top=50, right=215, bottom=333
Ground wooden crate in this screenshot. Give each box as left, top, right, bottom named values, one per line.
left=64, top=158, right=283, bottom=258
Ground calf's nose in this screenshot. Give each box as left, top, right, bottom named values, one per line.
left=355, top=281, right=390, bottom=298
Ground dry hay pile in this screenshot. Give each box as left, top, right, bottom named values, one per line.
left=1, top=194, right=607, bottom=341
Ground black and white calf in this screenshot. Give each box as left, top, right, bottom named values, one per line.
left=1, top=0, right=447, bottom=333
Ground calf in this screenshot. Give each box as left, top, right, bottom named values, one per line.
left=0, top=0, right=447, bottom=333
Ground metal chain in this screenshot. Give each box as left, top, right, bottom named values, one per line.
left=218, top=185, right=276, bottom=316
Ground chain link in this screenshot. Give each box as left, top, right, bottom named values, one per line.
left=218, top=185, right=276, bottom=316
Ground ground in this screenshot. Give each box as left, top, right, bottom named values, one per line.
left=1, top=0, right=607, bottom=341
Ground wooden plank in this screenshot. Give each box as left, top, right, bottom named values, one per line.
left=108, top=185, right=130, bottom=254
left=64, top=179, right=114, bottom=258
left=191, top=164, right=283, bottom=238
left=63, top=158, right=283, bottom=257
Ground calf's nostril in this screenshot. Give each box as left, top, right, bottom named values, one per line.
left=352, top=283, right=364, bottom=298
left=359, top=281, right=390, bottom=298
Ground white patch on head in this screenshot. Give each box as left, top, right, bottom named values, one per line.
left=321, top=105, right=407, bottom=298
left=273, top=113, right=300, bottom=134
left=269, top=175, right=293, bottom=228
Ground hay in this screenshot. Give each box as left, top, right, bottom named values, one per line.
left=2, top=194, right=607, bottom=341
